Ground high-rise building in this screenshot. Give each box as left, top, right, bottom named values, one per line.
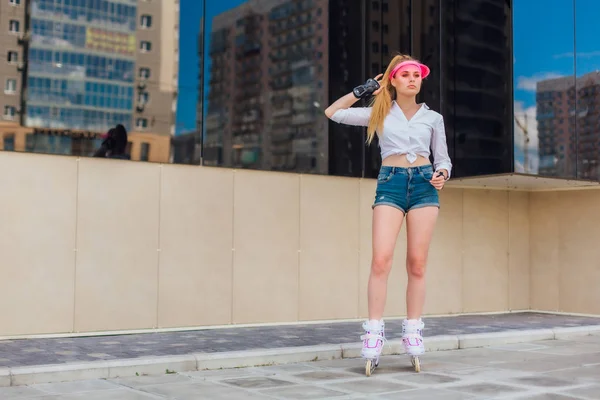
left=537, top=72, right=600, bottom=180
left=0, top=0, right=179, bottom=162
left=201, top=0, right=329, bottom=173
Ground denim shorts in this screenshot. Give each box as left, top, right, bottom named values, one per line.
left=372, top=165, right=440, bottom=213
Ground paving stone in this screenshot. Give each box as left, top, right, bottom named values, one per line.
left=378, top=388, right=477, bottom=399
left=220, top=376, right=296, bottom=389
left=447, top=382, right=527, bottom=397
left=30, top=379, right=121, bottom=394
left=326, top=378, right=415, bottom=394
left=138, top=381, right=269, bottom=399
left=0, top=386, right=48, bottom=399
left=543, top=364, right=600, bottom=383
left=292, top=370, right=357, bottom=381
left=109, top=373, right=192, bottom=389
left=562, top=384, right=600, bottom=399
left=259, top=384, right=351, bottom=399
left=32, top=388, right=163, bottom=400
left=516, top=394, right=582, bottom=400
left=391, top=372, right=461, bottom=385
left=508, top=375, right=580, bottom=388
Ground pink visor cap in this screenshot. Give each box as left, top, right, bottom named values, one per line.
left=389, top=60, right=430, bottom=79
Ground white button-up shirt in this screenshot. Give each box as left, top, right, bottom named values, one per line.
left=330, top=102, right=453, bottom=177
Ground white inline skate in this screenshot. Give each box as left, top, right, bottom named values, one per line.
left=402, top=318, right=425, bottom=372
left=360, top=319, right=386, bottom=377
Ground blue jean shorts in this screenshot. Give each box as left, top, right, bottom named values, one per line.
left=372, top=165, right=440, bottom=213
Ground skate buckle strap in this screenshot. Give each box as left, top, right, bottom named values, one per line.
left=361, top=331, right=387, bottom=350
left=402, top=335, right=422, bottom=347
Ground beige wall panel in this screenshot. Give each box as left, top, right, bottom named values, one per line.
left=529, top=192, right=560, bottom=311
left=158, top=165, right=234, bottom=328
left=0, top=153, right=77, bottom=335
left=232, top=171, right=300, bottom=324
left=462, top=190, right=509, bottom=312
left=508, top=191, right=530, bottom=310
left=424, top=188, right=464, bottom=315
left=557, top=191, right=600, bottom=314
left=299, top=175, right=360, bottom=320
left=74, top=158, right=160, bottom=332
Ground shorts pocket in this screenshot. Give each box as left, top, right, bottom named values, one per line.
left=419, top=168, right=434, bottom=181
left=377, top=171, right=393, bottom=183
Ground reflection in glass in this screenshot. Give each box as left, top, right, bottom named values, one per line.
left=449, top=0, right=512, bottom=177
left=202, top=0, right=329, bottom=174
left=326, top=1, right=366, bottom=178
left=513, top=0, right=575, bottom=178
left=364, top=0, right=411, bottom=178
left=0, top=0, right=178, bottom=162
left=575, top=0, right=600, bottom=180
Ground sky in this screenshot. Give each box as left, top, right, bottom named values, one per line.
left=174, top=0, right=247, bottom=135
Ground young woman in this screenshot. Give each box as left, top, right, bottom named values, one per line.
left=324, top=54, right=452, bottom=374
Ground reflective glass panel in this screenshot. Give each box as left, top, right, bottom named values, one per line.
left=513, top=0, right=576, bottom=178
left=575, top=0, right=600, bottom=180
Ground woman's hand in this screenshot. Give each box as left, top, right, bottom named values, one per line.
left=430, top=170, right=448, bottom=190
left=372, top=74, right=384, bottom=96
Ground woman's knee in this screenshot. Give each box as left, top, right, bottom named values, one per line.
left=371, top=254, right=393, bottom=277
left=406, top=254, right=427, bottom=279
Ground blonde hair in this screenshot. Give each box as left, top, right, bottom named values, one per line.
left=366, top=54, right=418, bottom=145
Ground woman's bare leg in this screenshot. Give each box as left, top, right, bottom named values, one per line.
left=405, top=206, right=439, bottom=319
left=368, top=205, right=405, bottom=320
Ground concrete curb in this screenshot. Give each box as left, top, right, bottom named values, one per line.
left=2, top=325, right=600, bottom=387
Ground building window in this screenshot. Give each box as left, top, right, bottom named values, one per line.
left=4, top=105, right=16, bottom=120
left=140, top=143, right=150, bottom=161
left=9, top=20, right=19, bottom=33
left=141, top=15, right=152, bottom=28
left=5, top=79, right=16, bottom=94
left=140, top=41, right=152, bottom=52
left=136, top=118, right=148, bottom=128
left=139, top=68, right=150, bottom=79
left=138, top=92, right=149, bottom=105
left=3, top=134, right=15, bottom=151
left=7, top=51, right=17, bottom=63
left=9, top=0, right=21, bottom=5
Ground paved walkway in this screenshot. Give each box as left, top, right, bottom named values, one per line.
left=1, top=335, right=600, bottom=399
left=1, top=313, right=599, bottom=368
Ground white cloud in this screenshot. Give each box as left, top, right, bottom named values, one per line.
left=554, top=51, right=600, bottom=59
left=513, top=101, right=539, bottom=174
left=516, top=72, right=563, bottom=91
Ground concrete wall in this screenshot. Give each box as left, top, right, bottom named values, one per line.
left=530, top=190, right=600, bottom=315
left=0, top=151, right=596, bottom=337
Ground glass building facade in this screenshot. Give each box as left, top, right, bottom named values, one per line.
left=195, top=0, right=514, bottom=179
left=2, top=0, right=600, bottom=182
left=26, top=0, right=137, bottom=135
left=513, top=0, right=600, bottom=181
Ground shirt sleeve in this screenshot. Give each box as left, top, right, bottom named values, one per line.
left=329, top=107, right=372, bottom=127
left=431, top=115, right=453, bottom=178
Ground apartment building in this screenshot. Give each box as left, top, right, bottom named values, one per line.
left=0, top=0, right=179, bottom=162
left=201, top=0, right=329, bottom=173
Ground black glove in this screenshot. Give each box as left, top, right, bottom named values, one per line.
left=353, top=78, right=380, bottom=99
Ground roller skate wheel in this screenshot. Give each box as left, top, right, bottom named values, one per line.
left=365, top=358, right=378, bottom=377
left=412, top=356, right=421, bottom=372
